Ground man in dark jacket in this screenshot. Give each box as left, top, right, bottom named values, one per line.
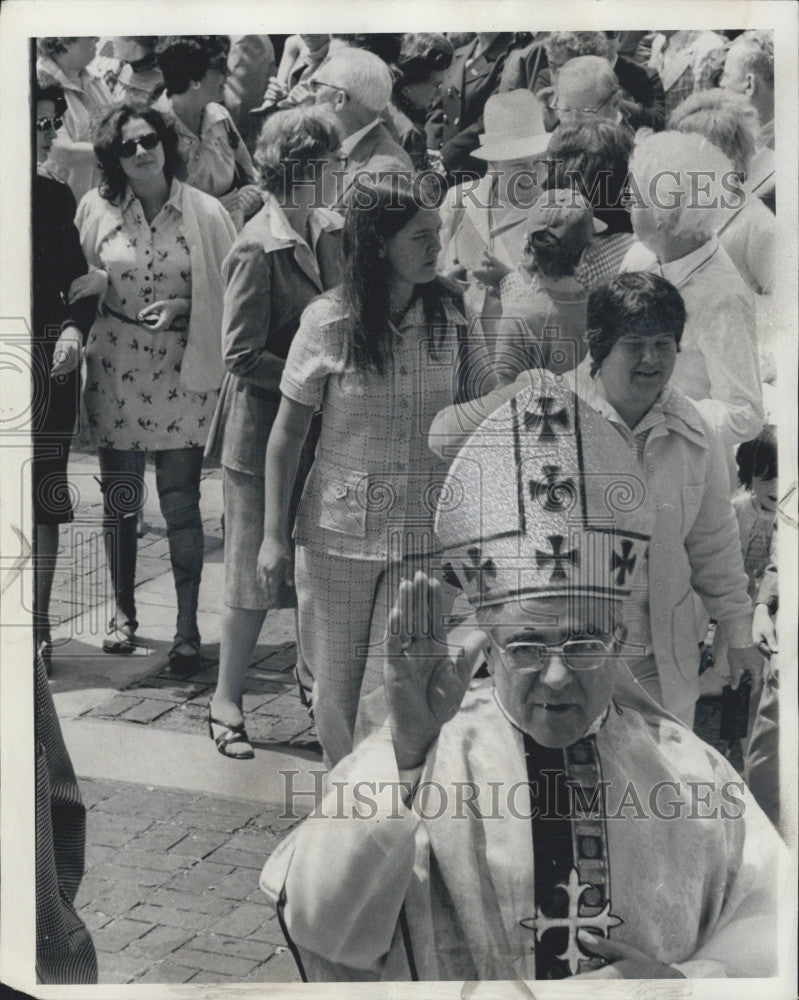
left=425, top=33, right=542, bottom=186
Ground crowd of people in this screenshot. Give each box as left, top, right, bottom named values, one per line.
left=31, top=28, right=785, bottom=985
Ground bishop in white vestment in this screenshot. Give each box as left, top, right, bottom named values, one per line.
left=261, top=378, right=784, bottom=982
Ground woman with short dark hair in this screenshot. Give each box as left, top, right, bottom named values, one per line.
left=71, top=103, right=235, bottom=671
left=153, top=35, right=261, bottom=225
left=204, top=107, right=344, bottom=758
left=388, top=33, right=454, bottom=171
left=546, top=119, right=635, bottom=289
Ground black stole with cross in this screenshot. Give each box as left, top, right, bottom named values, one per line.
left=521, top=732, right=620, bottom=979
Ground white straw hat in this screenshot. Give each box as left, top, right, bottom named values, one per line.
left=471, top=89, right=551, bottom=162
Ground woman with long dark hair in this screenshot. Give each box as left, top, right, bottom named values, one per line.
left=258, top=179, right=495, bottom=765
left=72, top=103, right=235, bottom=671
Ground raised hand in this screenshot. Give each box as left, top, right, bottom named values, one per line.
left=385, top=571, right=488, bottom=770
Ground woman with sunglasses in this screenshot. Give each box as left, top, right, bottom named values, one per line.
left=71, top=104, right=235, bottom=671
left=36, top=37, right=114, bottom=202
left=153, top=36, right=261, bottom=228
left=32, top=83, right=97, bottom=673
left=258, top=178, right=496, bottom=767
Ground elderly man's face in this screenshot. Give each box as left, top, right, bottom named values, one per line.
left=554, top=73, right=619, bottom=124
left=482, top=596, right=619, bottom=748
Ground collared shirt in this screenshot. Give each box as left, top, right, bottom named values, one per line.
left=36, top=54, right=114, bottom=201
left=204, top=195, right=344, bottom=474
left=620, top=236, right=762, bottom=448
left=570, top=365, right=663, bottom=651
left=80, top=179, right=221, bottom=451
left=153, top=95, right=257, bottom=198
left=282, top=288, right=486, bottom=559
left=575, top=231, right=635, bottom=292
left=340, top=119, right=381, bottom=157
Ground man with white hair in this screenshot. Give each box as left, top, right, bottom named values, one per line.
left=720, top=30, right=775, bottom=212
left=620, top=131, right=763, bottom=467
left=550, top=56, right=626, bottom=131
left=309, top=47, right=412, bottom=206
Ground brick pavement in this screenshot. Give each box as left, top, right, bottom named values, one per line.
left=79, top=641, right=321, bottom=750
left=75, top=777, right=309, bottom=984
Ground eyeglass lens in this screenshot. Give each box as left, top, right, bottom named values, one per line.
left=503, top=639, right=610, bottom=671
left=119, top=132, right=160, bottom=158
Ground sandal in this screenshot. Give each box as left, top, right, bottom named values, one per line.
left=103, top=619, right=138, bottom=654
left=167, top=641, right=201, bottom=679
left=207, top=703, right=254, bottom=759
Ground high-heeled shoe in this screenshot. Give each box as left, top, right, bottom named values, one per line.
left=207, top=703, right=254, bottom=759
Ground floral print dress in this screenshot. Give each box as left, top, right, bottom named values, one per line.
left=83, top=185, right=218, bottom=451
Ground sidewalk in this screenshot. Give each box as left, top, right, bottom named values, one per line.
left=46, top=447, right=320, bottom=983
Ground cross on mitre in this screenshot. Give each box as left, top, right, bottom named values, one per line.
left=528, top=465, right=577, bottom=513
left=534, top=534, right=580, bottom=584
left=462, top=545, right=497, bottom=596
left=522, top=395, right=570, bottom=442
left=519, top=868, right=623, bottom=976
left=433, top=381, right=652, bottom=607
left=611, top=539, right=637, bottom=586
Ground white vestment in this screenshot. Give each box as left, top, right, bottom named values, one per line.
left=262, top=675, right=783, bottom=982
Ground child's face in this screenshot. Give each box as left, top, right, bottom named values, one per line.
left=751, top=474, right=778, bottom=512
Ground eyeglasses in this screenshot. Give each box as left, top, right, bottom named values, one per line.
left=552, top=91, right=617, bottom=119
left=119, top=132, right=161, bottom=158
left=36, top=116, right=63, bottom=132
left=494, top=634, right=619, bottom=673
left=309, top=79, right=347, bottom=98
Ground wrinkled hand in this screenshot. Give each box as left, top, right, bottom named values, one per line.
left=472, top=251, right=511, bottom=291
left=238, top=184, right=263, bottom=217
left=752, top=602, right=777, bottom=657
left=68, top=269, right=106, bottom=303
left=728, top=643, right=763, bottom=690
left=256, top=535, right=293, bottom=606
left=574, top=932, right=685, bottom=979
left=262, top=76, right=288, bottom=107
left=50, top=326, right=81, bottom=376
left=385, top=572, right=488, bottom=770
left=137, top=298, right=188, bottom=333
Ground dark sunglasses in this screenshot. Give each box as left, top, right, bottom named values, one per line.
left=36, top=116, right=63, bottom=132
left=119, top=132, right=161, bottom=158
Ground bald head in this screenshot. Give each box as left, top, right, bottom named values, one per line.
left=554, top=55, right=620, bottom=125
